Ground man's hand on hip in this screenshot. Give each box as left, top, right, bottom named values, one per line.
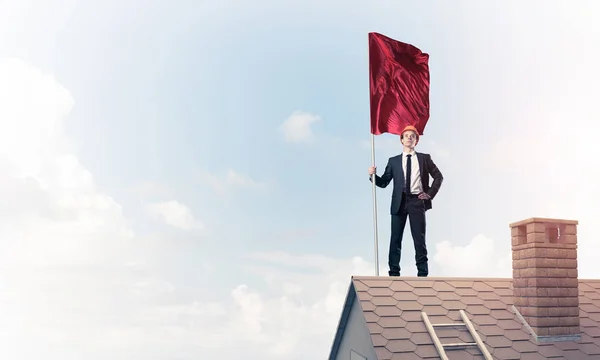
left=418, top=192, right=431, bottom=200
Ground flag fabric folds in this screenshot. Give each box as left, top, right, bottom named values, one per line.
left=369, top=32, right=430, bottom=136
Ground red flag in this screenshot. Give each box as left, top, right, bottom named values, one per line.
left=369, top=32, right=430, bottom=136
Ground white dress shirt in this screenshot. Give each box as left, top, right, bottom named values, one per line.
left=402, top=151, right=423, bottom=194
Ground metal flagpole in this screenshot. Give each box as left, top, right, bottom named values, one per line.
left=370, top=133, right=380, bottom=276
left=368, top=32, right=379, bottom=276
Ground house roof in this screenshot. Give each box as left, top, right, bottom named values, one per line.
left=329, top=276, right=600, bottom=360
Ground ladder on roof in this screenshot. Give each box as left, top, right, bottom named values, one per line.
left=421, top=309, right=493, bottom=360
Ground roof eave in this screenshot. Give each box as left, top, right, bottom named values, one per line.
left=327, top=277, right=357, bottom=360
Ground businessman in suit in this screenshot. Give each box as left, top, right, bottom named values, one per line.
left=368, top=125, right=443, bottom=277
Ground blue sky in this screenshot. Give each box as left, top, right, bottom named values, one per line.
left=1, top=0, right=600, bottom=359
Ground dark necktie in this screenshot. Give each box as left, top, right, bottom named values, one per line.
left=405, top=154, right=412, bottom=194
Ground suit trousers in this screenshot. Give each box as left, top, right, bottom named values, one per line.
left=388, top=193, right=428, bottom=277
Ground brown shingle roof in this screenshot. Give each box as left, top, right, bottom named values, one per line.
left=331, top=276, right=600, bottom=360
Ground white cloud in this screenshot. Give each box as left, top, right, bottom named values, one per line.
left=0, top=58, right=134, bottom=270
left=279, top=111, right=320, bottom=144
left=0, top=57, right=146, bottom=359
left=146, top=200, right=203, bottom=230
left=2, top=57, right=354, bottom=360
left=198, top=168, right=270, bottom=195
left=130, top=180, right=172, bottom=199
left=229, top=252, right=375, bottom=356
left=0, top=58, right=72, bottom=178
left=98, top=251, right=374, bottom=359
left=433, top=234, right=512, bottom=278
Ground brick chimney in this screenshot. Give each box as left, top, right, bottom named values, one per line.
left=510, top=217, right=579, bottom=338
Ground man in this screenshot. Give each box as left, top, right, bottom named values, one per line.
left=368, top=125, right=443, bottom=277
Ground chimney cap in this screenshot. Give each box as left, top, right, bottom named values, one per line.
left=509, top=217, right=578, bottom=228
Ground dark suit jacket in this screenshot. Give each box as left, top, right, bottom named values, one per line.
left=369, top=152, right=443, bottom=214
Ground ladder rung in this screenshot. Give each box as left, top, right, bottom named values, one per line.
left=432, top=322, right=466, bottom=327
left=443, top=342, right=477, bottom=348
left=422, top=310, right=493, bottom=360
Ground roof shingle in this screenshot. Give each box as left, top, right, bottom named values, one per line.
left=348, top=276, right=600, bottom=360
